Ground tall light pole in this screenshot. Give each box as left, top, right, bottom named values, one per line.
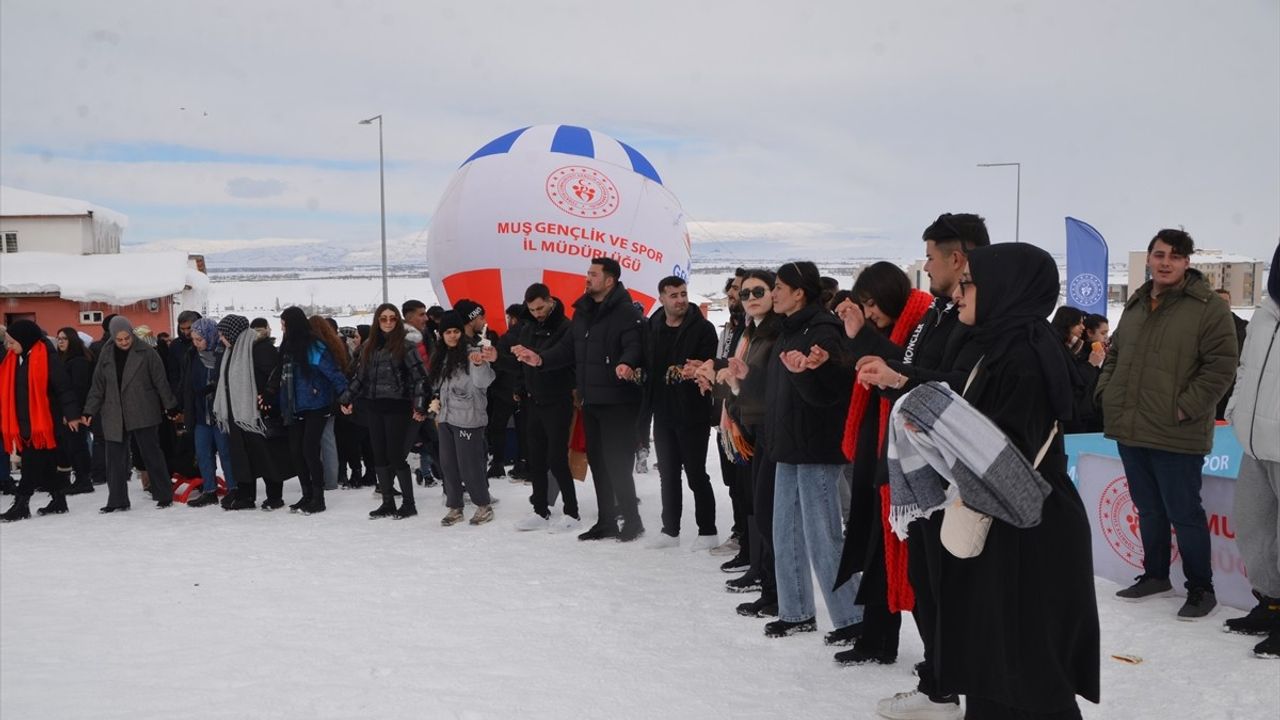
left=359, top=114, right=388, bottom=303
left=977, top=161, right=1020, bottom=243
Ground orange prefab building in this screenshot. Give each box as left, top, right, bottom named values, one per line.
left=1, top=186, right=208, bottom=337
left=0, top=251, right=207, bottom=338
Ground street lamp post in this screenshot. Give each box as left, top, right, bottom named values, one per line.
left=977, top=161, right=1020, bottom=243
left=359, top=114, right=388, bottom=303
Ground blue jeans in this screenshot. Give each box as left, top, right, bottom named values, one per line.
left=194, top=423, right=234, bottom=492
left=1117, top=443, right=1213, bottom=590
left=773, top=462, right=863, bottom=627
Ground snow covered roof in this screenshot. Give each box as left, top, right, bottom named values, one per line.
left=0, top=251, right=201, bottom=305
left=1192, top=250, right=1264, bottom=265
left=0, top=185, right=128, bottom=228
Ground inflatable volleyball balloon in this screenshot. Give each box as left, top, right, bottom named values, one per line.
left=427, top=124, right=691, bottom=333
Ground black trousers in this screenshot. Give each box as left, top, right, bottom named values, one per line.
left=335, top=412, right=365, bottom=477
left=748, top=424, right=777, bottom=598
left=652, top=418, right=716, bottom=537
left=288, top=410, right=329, bottom=502
left=367, top=408, right=412, bottom=472
left=15, top=447, right=62, bottom=498
left=57, top=424, right=92, bottom=484
left=719, top=435, right=749, bottom=537
left=230, top=425, right=283, bottom=503
left=525, top=398, right=577, bottom=518
left=582, top=403, right=641, bottom=526
left=486, top=398, right=517, bottom=468
left=106, top=424, right=171, bottom=507
left=90, top=415, right=107, bottom=484
left=908, top=512, right=947, bottom=700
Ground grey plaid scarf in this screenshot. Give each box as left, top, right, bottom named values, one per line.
left=886, top=381, right=1052, bottom=539
left=213, top=333, right=268, bottom=436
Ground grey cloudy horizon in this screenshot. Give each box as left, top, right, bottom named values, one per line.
left=1, top=0, right=1277, bottom=264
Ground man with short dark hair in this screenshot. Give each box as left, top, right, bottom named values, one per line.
left=1098, top=228, right=1238, bottom=619
left=645, top=276, right=719, bottom=549
left=511, top=283, right=580, bottom=531
left=855, top=212, right=990, bottom=720
left=513, top=257, right=646, bottom=542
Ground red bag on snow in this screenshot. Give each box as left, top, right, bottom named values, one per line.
left=171, top=474, right=227, bottom=504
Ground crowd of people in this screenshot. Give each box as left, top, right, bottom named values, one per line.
left=2, top=220, right=1278, bottom=719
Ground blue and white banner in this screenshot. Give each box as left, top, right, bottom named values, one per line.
left=1064, top=217, right=1109, bottom=316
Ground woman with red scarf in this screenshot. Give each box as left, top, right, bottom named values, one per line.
left=1, top=320, right=82, bottom=522
left=830, top=262, right=934, bottom=665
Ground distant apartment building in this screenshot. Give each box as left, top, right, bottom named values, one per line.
left=1127, top=249, right=1267, bottom=306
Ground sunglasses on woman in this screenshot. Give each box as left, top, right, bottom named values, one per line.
left=738, top=287, right=768, bottom=301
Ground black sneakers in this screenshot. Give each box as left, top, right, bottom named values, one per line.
left=617, top=520, right=645, bottom=543
left=736, top=596, right=778, bottom=618
left=1115, top=575, right=1174, bottom=601
left=188, top=492, right=220, bottom=508
left=369, top=500, right=397, bottom=519
left=578, top=523, right=619, bottom=541
left=764, top=618, right=816, bottom=638
left=824, top=622, right=863, bottom=646
left=834, top=645, right=897, bottom=666
left=1224, top=594, right=1280, bottom=636
left=1177, top=587, right=1218, bottom=620
left=393, top=504, right=418, bottom=520
left=725, top=574, right=763, bottom=594
left=1254, top=631, right=1280, bottom=659
left=719, top=551, right=751, bottom=574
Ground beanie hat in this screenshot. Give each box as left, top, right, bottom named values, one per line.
left=453, top=299, right=484, bottom=323
left=7, top=320, right=44, bottom=353
left=101, top=313, right=118, bottom=332
left=108, top=315, right=135, bottom=339
left=439, top=310, right=466, bottom=334
left=217, top=314, right=250, bottom=344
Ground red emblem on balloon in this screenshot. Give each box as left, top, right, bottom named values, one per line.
left=546, top=166, right=620, bottom=219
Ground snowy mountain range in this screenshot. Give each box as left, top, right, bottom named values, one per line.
left=124, top=221, right=901, bottom=271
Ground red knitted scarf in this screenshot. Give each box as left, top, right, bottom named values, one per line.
left=839, top=289, right=932, bottom=613
left=1, top=341, right=56, bottom=454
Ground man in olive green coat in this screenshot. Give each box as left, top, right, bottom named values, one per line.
left=1096, top=228, right=1239, bottom=619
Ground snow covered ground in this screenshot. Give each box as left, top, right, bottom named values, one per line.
left=2, top=446, right=1277, bottom=720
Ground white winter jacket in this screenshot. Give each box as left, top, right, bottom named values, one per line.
left=1227, top=296, right=1280, bottom=462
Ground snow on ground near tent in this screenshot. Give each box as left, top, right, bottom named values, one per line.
left=2, top=448, right=1277, bottom=720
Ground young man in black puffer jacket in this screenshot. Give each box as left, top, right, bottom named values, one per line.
left=510, top=283, right=580, bottom=531
left=514, top=258, right=646, bottom=542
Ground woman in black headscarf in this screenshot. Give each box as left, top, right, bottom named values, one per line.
left=938, top=243, right=1099, bottom=719
left=55, top=327, right=96, bottom=494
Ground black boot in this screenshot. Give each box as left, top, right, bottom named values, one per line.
left=395, top=466, right=415, bottom=509
left=1, top=495, right=31, bottom=522
left=302, top=480, right=326, bottom=514
left=38, top=472, right=70, bottom=516
left=369, top=467, right=396, bottom=518
left=66, top=477, right=96, bottom=495
left=37, top=494, right=69, bottom=516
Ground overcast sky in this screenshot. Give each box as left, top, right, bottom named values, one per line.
left=2, top=0, right=1277, bottom=264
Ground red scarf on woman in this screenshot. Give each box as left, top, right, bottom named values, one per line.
left=840, top=289, right=933, bottom=613
left=0, top=341, right=56, bottom=454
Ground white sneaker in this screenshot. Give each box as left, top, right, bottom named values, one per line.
left=647, top=532, right=680, bottom=549
left=709, top=536, right=740, bottom=556
left=876, top=690, right=963, bottom=720
left=688, top=534, right=719, bottom=552
left=549, top=514, right=581, bottom=533
left=514, top=512, right=550, bottom=531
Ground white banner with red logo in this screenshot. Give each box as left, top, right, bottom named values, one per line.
left=1078, top=452, right=1250, bottom=610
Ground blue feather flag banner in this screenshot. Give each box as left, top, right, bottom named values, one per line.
left=1065, top=217, right=1109, bottom=316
